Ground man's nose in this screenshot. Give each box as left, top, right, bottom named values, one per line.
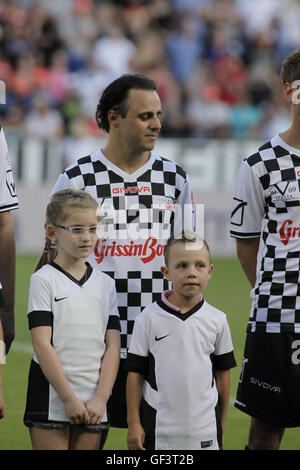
left=150, top=115, right=161, bottom=129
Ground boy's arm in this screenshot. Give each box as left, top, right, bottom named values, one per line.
left=85, top=329, right=120, bottom=424
left=215, top=368, right=231, bottom=445
left=31, top=326, right=90, bottom=424
left=0, top=319, right=4, bottom=418
left=126, top=371, right=146, bottom=450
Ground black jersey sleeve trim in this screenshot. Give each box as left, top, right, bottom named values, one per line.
left=230, top=230, right=261, bottom=238
left=212, top=351, right=237, bottom=371
left=107, top=315, right=121, bottom=331
left=28, top=311, right=53, bottom=329
left=125, top=352, right=148, bottom=375
left=0, top=202, right=19, bottom=212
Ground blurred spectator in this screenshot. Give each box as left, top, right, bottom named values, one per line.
left=186, top=83, right=230, bottom=138
left=275, top=0, right=300, bottom=67
left=92, top=24, right=136, bottom=78
left=24, top=95, right=64, bottom=140
left=10, top=54, right=48, bottom=110
left=62, top=117, right=100, bottom=168
left=0, top=0, right=298, bottom=142
left=69, top=57, right=111, bottom=118
left=228, top=85, right=262, bottom=139
left=165, top=16, right=204, bottom=85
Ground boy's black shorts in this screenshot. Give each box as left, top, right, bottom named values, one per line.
left=235, top=331, right=300, bottom=428
left=107, top=359, right=128, bottom=428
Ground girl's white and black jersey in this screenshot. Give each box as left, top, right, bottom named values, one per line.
left=126, top=292, right=236, bottom=450
left=230, top=134, right=300, bottom=333
left=52, top=149, right=194, bottom=358
left=0, top=126, right=18, bottom=212
left=24, top=261, right=120, bottom=423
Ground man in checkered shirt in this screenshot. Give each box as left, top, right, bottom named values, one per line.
left=230, top=48, right=300, bottom=450
left=52, top=74, right=194, bottom=439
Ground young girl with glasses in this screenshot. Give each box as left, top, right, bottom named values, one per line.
left=23, top=189, right=120, bottom=450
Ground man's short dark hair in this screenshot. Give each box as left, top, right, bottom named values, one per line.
left=95, top=73, right=157, bottom=133
left=281, top=47, right=300, bottom=85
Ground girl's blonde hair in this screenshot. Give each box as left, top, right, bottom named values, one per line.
left=35, top=189, right=99, bottom=272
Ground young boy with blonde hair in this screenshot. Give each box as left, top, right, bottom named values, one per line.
left=126, top=231, right=236, bottom=450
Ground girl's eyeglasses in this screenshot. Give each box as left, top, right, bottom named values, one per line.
left=54, top=225, right=98, bottom=237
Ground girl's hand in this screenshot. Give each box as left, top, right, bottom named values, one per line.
left=85, top=396, right=106, bottom=425
left=63, top=395, right=90, bottom=425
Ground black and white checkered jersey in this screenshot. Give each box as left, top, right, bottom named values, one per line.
left=230, top=134, right=300, bottom=333
left=52, top=149, right=194, bottom=357
left=0, top=126, right=18, bottom=212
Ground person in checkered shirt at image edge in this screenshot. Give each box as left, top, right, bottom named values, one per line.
left=0, top=126, right=19, bottom=356
left=0, top=281, right=5, bottom=419
left=51, top=74, right=194, bottom=446
left=230, top=47, right=300, bottom=450
left=0, top=126, right=18, bottom=421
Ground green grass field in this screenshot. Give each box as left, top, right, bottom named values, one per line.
left=1, top=254, right=299, bottom=450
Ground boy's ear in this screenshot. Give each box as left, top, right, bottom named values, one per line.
left=160, top=265, right=170, bottom=280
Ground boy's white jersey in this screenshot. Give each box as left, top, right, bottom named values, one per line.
left=52, top=149, right=194, bottom=357
left=26, top=262, right=120, bottom=422
left=0, top=126, right=18, bottom=212
left=127, top=294, right=236, bottom=450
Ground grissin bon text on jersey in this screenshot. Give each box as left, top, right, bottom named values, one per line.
left=94, top=237, right=165, bottom=264
left=279, top=219, right=300, bottom=245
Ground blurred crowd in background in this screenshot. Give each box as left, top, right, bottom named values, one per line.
left=0, top=0, right=297, bottom=158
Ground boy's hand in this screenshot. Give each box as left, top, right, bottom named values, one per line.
left=127, top=422, right=146, bottom=450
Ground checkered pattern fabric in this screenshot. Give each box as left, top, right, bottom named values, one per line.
left=53, top=149, right=193, bottom=356
left=0, top=127, right=18, bottom=212
left=230, top=134, right=300, bottom=333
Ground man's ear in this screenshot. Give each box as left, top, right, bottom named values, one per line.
left=283, top=81, right=300, bottom=105
left=160, top=265, right=170, bottom=281
left=107, top=109, right=120, bottom=129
